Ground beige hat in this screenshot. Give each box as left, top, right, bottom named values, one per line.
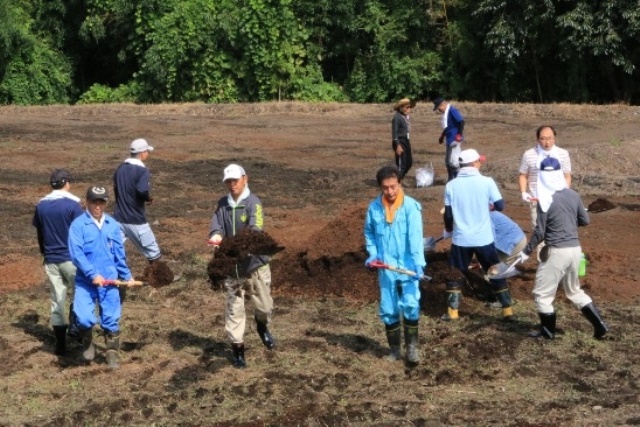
left=394, top=98, right=413, bottom=111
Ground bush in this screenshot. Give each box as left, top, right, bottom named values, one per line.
left=77, top=82, right=140, bottom=104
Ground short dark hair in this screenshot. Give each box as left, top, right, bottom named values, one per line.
left=376, top=166, right=400, bottom=186
left=536, top=125, right=556, bottom=139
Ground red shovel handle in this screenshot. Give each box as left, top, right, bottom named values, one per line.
left=367, top=260, right=390, bottom=269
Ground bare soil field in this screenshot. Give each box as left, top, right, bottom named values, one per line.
left=1, top=102, right=639, bottom=426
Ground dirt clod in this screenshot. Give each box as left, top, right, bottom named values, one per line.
left=207, top=230, right=284, bottom=284
left=588, top=198, right=617, bottom=213
left=142, top=261, right=175, bottom=288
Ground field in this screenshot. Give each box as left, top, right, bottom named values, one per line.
left=1, top=102, right=640, bottom=426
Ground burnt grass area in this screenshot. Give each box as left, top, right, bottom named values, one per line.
left=3, top=104, right=640, bottom=426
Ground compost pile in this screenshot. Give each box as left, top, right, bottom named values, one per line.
left=207, top=229, right=284, bottom=284
left=588, top=197, right=617, bottom=213
left=141, top=260, right=175, bottom=288
left=272, top=204, right=466, bottom=303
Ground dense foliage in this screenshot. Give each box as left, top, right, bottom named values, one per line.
left=1, top=0, right=638, bottom=105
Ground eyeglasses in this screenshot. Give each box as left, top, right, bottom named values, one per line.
left=538, top=137, right=555, bottom=141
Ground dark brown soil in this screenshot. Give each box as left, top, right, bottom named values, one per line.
left=207, top=229, right=284, bottom=283
left=2, top=103, right=640, bottom=426
left=588, top=197, right=617, bottom=213
left=141, top=260, right=175, bottom=288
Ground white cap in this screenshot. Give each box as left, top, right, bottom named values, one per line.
left=130, top=138, right=154, bottom=154
left=222, top=164, right=246, bottom=182
left=458, top=149, right=486, bottom=164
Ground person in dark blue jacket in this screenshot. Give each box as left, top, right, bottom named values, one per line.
left=69, top=186, right=135, bottom=369
left=33, top=169, right=83, bottom=355
left=434, top=98, right=465, bottom=182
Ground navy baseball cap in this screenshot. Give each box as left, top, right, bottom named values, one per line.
left=50, top=169, right=73, bottom=188
left=540, top=157, right=561, bottom=171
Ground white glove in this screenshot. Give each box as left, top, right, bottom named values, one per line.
left=521, top=192, right=533, bottom=203
left=209, top=234, right=222, bottom=246
left=442, top=230, right=453, bottom=239
left=518, top=251, right=530, bottom=264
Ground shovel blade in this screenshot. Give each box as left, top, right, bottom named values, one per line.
left=487, top=261, right=520, bottom=280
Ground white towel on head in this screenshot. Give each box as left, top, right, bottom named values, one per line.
left=537, top=170, right=567, bottom=212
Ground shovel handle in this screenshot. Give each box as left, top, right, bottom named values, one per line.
left=103, top=279, right=147, bottom=287
left=368, top=261, right=432, bottom=281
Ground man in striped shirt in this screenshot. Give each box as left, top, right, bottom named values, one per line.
left=518, top=125, right=572, bottom=230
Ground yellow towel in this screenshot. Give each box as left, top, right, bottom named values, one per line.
left=382, top=189, right=404, bottom=223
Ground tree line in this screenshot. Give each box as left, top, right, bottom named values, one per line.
left=1, top=0, right=638, bottom=105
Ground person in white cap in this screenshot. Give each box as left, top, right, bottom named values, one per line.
left=522, top=156, right=608, bottom=340
left=112, top=139, right=175, bottom=299
left=442, top=149, right=515, bottom=322
left=208, top=163, right=276, bottom=368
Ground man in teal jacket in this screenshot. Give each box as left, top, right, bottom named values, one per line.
left=364, top=165, right=425, bottom=364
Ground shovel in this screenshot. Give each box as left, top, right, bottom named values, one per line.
left=368, top=260, right=433, bottom=282
left=103, top=279, right=148, bottom=287
left=486, top=259, right=521, bottom=280
left=423, top=236, right=444, bottom=252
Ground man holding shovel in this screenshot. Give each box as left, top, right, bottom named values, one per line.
left=33, top=169, right=84, bottom=356
left=522, top=157, right=608, bottom=340
left=442, top=149, right=515, bottom=321
left=208, top=164, right=276, bottom=369
left=364, top=165, right=425, bottom=364
left=69, top=186, right=135, bottom=369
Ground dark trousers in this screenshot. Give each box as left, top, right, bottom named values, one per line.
left=394, top=138, right=413, bottom=180
left=445, top=143, right=459, bottom=181
left=449, top=243, right=507, bottom=292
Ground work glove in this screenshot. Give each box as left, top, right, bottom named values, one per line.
left=209, top=234, right=222, bottom=247
left=365, top=255, right=377, bottom=272
left=415, top=265, right=424, bottom=279
left=518, top=251, right=530, bottom=264
left=438, top=135, right=444, bottom=144
left=455, top=134, right=463, bottom=142
left=521, top=192, right=534, bottom=203
left=442, top=229, right=453, bottom=240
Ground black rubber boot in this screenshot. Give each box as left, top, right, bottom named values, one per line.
left=529, top=312, right=556, bottom=339
left=404, top=318, right=420, bottom=365
left=67, top=304, right=80, bottom=341
left=255, top=317, right=276, bottom=350
left=442, top=281, right=462, bottom=321
left=105, top=332, right=121, bottom=370
left=581, top=303, right=609, bottom=339
left=118, top=286, right=127, bottom=305
left=80, top=328, right=95, bottom=361
left=232, top=343, right=247, bottom=368
left=53, top=325, right=67, bottom=356
left=384, top=322, right=402, bottom=361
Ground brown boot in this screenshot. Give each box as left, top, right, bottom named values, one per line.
left=105, top=332, right=121, bottom=370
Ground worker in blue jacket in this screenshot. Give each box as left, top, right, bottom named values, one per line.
left=69, top=186, right=134, bottom=369
left=434, top=97, right=465, bottom=182
left=365, top=165, right=425, bottom=365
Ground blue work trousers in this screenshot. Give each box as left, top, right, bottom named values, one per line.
left=73, top=282, right=121, bottom=333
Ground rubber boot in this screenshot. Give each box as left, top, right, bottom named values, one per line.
left=232, top=343, right=246, bottom=368
left=118, top=286, right=127, bottom=305
left=581, top=303, right=609, bottom=340
left=255, top=317, right=276, bottom=350
left=67, top=304, right=80, bottom=341
left=384, top=322, right=402, bottom=361
left=53, top=325, right=67, bottom=356
left=404, top=319, right=420, bottom=364
left=80, top=328, right=95, bottom=361
left=105, top=332, right=121, bottom=370
left=495, top=288, right=514, bottom=321
left=442, top=281, right=462, bottom=321
left=529, top=312, right=556, bottom=339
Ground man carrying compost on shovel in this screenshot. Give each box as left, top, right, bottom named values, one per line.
left=442, top=149, right=515, bottom=322
left=522, top=157, right=609, bottom=340
left=33, top=169, right=84, bottom=356
left=208, top=164, right=276, bottom=369
left=364, top=165, right=425, bottom=364
left=69, top=186, right=135, bottom=369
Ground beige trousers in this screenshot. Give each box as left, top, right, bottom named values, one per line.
left=498, top=237, right=528, bottom=265
left=44, top=261, right=77, bottom=326
left=224, top=264, right=273, bottom=344
left=533, top=246, right=592, bottom=313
